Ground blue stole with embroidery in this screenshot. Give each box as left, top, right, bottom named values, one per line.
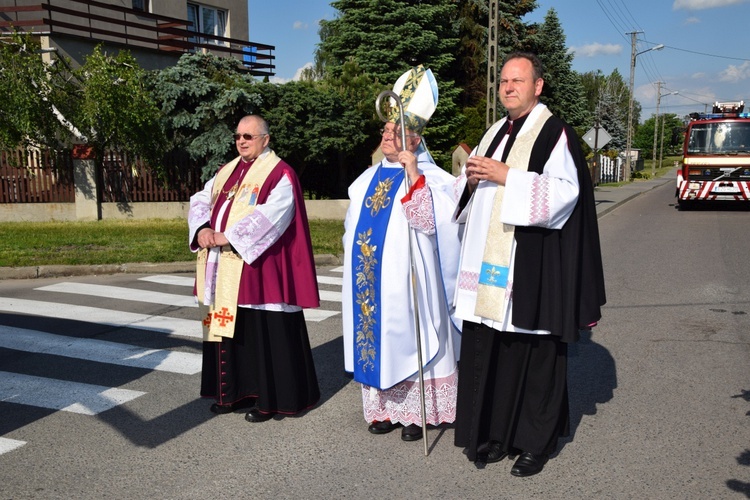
left=351, top=164, right=404, bottom=388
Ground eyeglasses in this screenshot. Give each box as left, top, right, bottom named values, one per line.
left=379, top=128, right=417, bottom=139
left=233, top=133, right=268, bottom=141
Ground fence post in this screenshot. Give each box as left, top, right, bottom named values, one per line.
left=73, top=145, right=100, bottom=220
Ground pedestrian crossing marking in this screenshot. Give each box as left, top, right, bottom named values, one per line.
left=0, top=371, right=145, bottom=415
left=0, top=326, right=202, bottom=375
left=141, top=274, right=345, bottom=298
left=319, top=290, right=342, bottom=302
left=0, top=271, right=346, bottom=456
left=0, top=437, right=26, bottom=456
left=304, top=309, right=339, bottom=322
left=35, top=282, right=197, bottom=308
left=0, top=297, right=202, bottom=339
left=139, top=275, right=194, bottom=287
left=317, top=275, right=343, bottom=286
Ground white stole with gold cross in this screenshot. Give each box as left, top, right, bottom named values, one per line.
left=196, top=151, right=280, bottom=342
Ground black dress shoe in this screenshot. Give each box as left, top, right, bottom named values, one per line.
left=401, top=424, right=423, bottom=442
left=482, top=441, right=509, bottom=464
left=210, top=398, right=255, bottom=415
left=510, top=452, right=548, bottom=477
left=367, top=420, right=401, bottom=434
left=245, top=408, right=274, bottom=423
left=210, top=403, right=235, bottom=414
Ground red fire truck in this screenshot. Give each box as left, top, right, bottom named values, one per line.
left=676, top=101, right=750, bottom=208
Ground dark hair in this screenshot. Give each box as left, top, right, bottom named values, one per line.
left=504, top=51, right=544, bottom=81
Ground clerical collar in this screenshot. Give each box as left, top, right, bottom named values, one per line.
left=506, top=113, right=530, bottom=136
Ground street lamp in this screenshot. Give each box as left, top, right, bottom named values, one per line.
left=625, top=34, right=664, bottom=182
left=652, top=88, right=678, bottom=177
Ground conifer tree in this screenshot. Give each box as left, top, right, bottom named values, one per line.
left=530, top=8, right=589, bottom=130
left=316, top=0, right=462, bottom=170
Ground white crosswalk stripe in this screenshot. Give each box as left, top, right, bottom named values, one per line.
left=0, top=437, right=26, bottom=454
left=0, top=269, right=344, bottom=456
left=35, top=282, right=197, bottom=308
left=0, top=371, right=145, bottom=415
left=138, top=275, right=195, bottom=287
left=0, top=326, right=201, bottom=374
left=0, top=297, right=202, bottom=339
left=138, top=274, right=344, bottom=310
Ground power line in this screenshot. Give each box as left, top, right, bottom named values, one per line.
left=594, top=0, right=629, bottom=43
left=644, top=41, right=750, bottom=63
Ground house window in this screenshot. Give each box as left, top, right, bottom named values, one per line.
left=132, top=0, right=148, bottom=12
left=187, top=3, right=228, bottom=46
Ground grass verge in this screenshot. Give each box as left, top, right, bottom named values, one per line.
left=0, top=219, right=345, bottom=267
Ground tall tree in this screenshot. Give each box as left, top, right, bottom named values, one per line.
left=452, top=0, right=489, bottom=109
left=316, top=0, right=462, bottom=170
left=579, top=68, right=637, bottom=153
left=259, top=58, right=382, bottom=198
left=147, top=53, right=263, bottom=178
left=530, top=8, right=589, bottom=130
left=496, top=0, right=538, bottom=53
left=74, top=46, right=166, bottom=171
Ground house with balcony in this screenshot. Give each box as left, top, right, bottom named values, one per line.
left=0, top=0, right=277, bottom=221
left=0, top=0, right=275, bottom=76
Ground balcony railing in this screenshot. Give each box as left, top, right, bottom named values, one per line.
left=0, top=0, right=275, bottom=76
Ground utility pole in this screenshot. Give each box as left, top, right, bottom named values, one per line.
left=659, top=113, right=667, bottom=170
left=652, top=81, right=662, bottom=178
left=625, top=31, right=641, bottom=183
left=625, top=34, right=664, bottom=183
left=486, top=0, right=499, bottom=128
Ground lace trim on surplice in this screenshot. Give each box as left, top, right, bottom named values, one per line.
left=361, top=370, right=458, bottom=426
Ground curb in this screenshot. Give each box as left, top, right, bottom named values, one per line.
left=0, top=254, right=344, bottom=281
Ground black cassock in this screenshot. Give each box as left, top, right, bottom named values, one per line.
left=454, top=113, right=606, bottom=461
left=201, top=308, right=320, bottom=415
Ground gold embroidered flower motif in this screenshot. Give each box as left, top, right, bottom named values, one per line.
left=355, top=229, right=378, bottom=371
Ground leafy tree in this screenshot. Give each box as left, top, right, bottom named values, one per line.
left=633, top=112, right=684, bottom=158
left=530, top=9, right=589, bottom=130
left=147, top=53, right=263, bottom=178
left=579, top=69, right=634, bottom=153
left=633, top=115, right=658, bottom=158
left=259, top=58, right=381, bottom=198
left=74, top=46, right=166, bottom=171
left=0, top=31, right=74, bottom=155
left=0, top=34, right=166, bottom=175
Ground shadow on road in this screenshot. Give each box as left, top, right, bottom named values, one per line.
left=727, top=388, right=750, bottom=497
left=560, top=328, right=617, bottom=453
